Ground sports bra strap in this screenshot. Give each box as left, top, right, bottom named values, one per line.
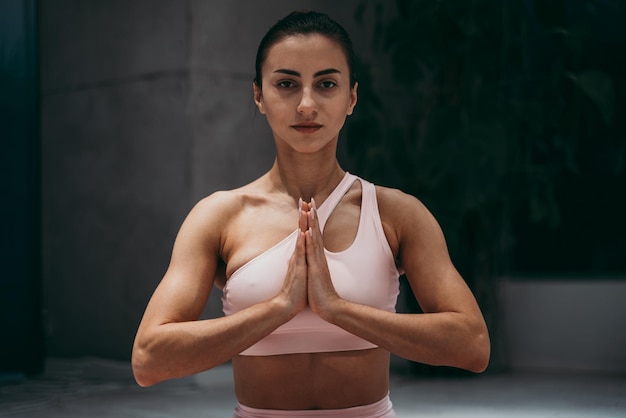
left=316, top=172, right=358, bottom=231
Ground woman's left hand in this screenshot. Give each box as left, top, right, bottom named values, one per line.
left=302, top=199, right=342, bottom=318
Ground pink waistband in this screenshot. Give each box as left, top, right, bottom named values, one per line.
left=233, top=394, right=395, bottom=418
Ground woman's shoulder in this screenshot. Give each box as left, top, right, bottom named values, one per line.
left=168, top=180, right=271, bottom=265
left=183, top=178, right=267, bottom=229
left=372, top=183, right=439, bottom=238
left=194, top=182, right=266, bottom=218
left=373, top=184, right=427, bottom=215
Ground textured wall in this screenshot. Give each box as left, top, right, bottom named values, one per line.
left=40, top=0, right=362, bottom=359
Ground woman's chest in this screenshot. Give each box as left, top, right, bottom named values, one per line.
left=222, top=200, right=360, bottom=280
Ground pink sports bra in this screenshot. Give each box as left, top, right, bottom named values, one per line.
left=221, top=173, right=400, bottom=356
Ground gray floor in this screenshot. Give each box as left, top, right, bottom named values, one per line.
left=1, top=358, right=625, bottom=417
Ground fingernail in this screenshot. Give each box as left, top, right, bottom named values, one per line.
left=311, top=197, right=317, bottom=220
left=308, top=227, right=312, bottom=237
left=298, top=197, right=303, bottom=211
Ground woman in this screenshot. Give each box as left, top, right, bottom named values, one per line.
left=132, top=10, right=490, bottom=418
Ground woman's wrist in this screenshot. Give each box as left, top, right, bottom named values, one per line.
left=269, top=293, right=304, bottom=322
left=315, top=294, right=348, bottom=324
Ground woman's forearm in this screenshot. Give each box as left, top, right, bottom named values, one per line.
left=132, top=297, right=294, bottom=386
left=324, top=300, right=490, bottom=373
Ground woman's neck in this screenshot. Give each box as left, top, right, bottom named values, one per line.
left=268, top=154, right=345, bottom=204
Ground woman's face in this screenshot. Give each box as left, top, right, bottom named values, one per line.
left=254, top=34, right=357, bottom=154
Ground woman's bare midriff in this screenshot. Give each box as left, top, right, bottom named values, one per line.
left=232, top=348, right=390, bottom=410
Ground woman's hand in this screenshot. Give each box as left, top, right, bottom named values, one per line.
left=275, top=201, right=309, bottom=317
left=302, top=199, right=342, bottom=318
left=283, top=198, right=341, bottom=319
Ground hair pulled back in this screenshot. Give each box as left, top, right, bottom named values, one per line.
left=254, top=11, right=357, bottom=88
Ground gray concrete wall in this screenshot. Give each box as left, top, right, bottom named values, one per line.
left=40, top=0, right=362, bottom=359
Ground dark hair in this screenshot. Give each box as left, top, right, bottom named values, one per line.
left=254, top=11, right=356, bottom=88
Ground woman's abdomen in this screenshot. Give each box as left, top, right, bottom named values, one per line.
left=232, top=348, right=390, bottom=410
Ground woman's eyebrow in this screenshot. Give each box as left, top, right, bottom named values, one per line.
left=273, top=68, right=341, bottom=77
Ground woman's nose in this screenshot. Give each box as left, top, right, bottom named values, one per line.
left=297, top=88, right=317, bottom=114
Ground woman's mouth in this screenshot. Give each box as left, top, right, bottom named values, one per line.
left=292, top=123, right=323, bottom=134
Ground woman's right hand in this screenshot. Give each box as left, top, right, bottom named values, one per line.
left=275, top=201, right=309, bottom=316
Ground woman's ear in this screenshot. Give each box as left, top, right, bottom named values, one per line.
left=253, top=82, right=265, bottom=114
left=347, top=82, right=358, bottom=116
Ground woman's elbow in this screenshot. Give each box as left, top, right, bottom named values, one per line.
left=131, top=344, right=160, bottom=387
left=465, top=329, right=491, bottom=373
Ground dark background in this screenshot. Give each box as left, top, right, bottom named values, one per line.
left=2, top=0, right=624, bottom=376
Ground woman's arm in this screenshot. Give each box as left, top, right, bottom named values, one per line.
left=307, top=187, right=490, bottom=372
left=131, top=192, right=306, bottom=387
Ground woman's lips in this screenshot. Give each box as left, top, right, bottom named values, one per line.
left=292, top=123, right=322, bottom=134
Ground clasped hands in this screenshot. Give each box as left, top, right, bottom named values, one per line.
left=280, top=198, right=341, bottom=319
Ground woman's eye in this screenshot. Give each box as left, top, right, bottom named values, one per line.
left=277, top=80, right=296, bottom=88
left=319, top=80, right=337, bottom=89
